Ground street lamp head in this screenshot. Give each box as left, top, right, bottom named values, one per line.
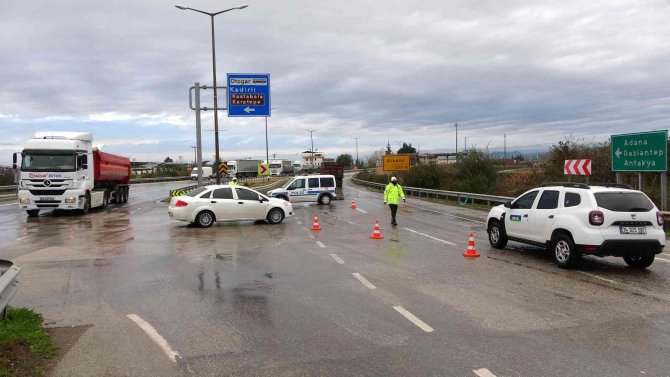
left=237, top=5, right=249, bottom=9
left=175, top=5, right=188, bottom=10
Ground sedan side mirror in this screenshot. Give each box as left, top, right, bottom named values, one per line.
left=504, top=201, right=512, bottom=208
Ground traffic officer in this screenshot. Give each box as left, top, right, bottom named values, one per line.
left=383, top=176, right=405, bottom=226
left=229, top=177, right=238, bottom=186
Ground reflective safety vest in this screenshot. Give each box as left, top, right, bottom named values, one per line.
left=384, top=183, right=405, bottom=205
left=229, top=181, right=238, bottom=186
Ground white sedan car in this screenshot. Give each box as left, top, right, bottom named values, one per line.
left=168, top=185, right=294, bottom=227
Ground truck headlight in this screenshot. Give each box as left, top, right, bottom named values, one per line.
left=20, top=197, right=30, bottom=204
left=65, top=196, right=77, bottom=203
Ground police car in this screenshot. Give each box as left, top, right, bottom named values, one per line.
left=268, top=174, right=337, bottom=205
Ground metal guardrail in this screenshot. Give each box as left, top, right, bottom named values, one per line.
left=168, top=177, right=291, bottom=198
left=0, top=177, right=192, bottom=196
left=351, top=177, right=514, bottom=206
left=0, top=260, right=21, bottom=320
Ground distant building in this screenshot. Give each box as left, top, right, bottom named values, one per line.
left=301, top=151, right=324, bottom=169
left=418, top=153, right=456, bottom=165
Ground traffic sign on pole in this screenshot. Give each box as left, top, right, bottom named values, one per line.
left=611, top=131, right=667, bottom=172
left=258, top=163, right=270, bottom=176
left=227, top=73, right=271, bottom=117
left=564, top=159, right=592, bottom=175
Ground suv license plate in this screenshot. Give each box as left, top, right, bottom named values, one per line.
left=620, top=226, right=647, bottom=235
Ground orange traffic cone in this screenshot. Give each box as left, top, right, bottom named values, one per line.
left=369, top=220, right=384, bottom=239
left=463, top=233, right=480, bottom=257
left=351, top=198, right=357, bottom=209
left=311, top=215, right=322, bottom=231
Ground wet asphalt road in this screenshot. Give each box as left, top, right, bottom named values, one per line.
left=2, top=178, right=670, bottom=376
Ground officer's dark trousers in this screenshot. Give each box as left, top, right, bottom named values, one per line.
left=389, top=204, right=398, bottom=224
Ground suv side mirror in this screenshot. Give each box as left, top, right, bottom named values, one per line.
left=504, top=201, right=512, bottom=208
left=12, top=153, right=18, bottom=170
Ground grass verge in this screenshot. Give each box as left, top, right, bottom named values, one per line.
left=0, top=307, right=56, bottom=377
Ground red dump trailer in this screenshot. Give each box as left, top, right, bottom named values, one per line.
left=93, top=148, right=131, bottom=204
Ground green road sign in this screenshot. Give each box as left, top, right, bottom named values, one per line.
left=611, top=130, right=667, bottom=172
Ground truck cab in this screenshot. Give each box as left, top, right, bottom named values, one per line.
left=15, top=132, right=130, bottom=216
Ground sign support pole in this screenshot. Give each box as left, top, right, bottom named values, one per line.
left=638, top=173, right=643, bottom=191
left=662, top=173, right=667, bottom=211
left=194, top=82, right=203, bottom=188
left=616, top=173, right=622, bottom=184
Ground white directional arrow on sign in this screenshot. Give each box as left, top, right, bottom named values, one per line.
left=244, top=107, right=255, bottom=114
left=615, top=148, right=622, bottom=158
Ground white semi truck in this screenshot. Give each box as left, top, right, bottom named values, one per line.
left=14, top=132, right=131, bottom=217
left=269, top=159, right=295, bottom=176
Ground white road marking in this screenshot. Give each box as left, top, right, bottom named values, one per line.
left=0, top=203, right=16, bottom=207
left=330, top=254, right=345, bottom=264
left=126, top=314, right=180, bottom=363
left=297, top=221, right=302, bottom=225
left=15, top=235, right=30, bottom=241
left=655, top=256, right=670, bottom=263
left=352, top=273, right=376, bottom=289
left=316, top=241, right=326, bottom=248
left=473, top=368, right=497, bottom=377
left=393, top=306, right=434, bottom=333
left=577, top=271, right=618, bottom=284
left=356, top=208, right=368, bottom=214
left=404, top=228, right=457, bottom=246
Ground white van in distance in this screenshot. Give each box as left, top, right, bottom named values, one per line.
left=267, top=174, right=336, bottom=205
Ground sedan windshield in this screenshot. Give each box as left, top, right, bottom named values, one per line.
left=21, top=152, right=75, bottom=172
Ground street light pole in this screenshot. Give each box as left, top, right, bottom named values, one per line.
left=176, top=4, right=248, bottom=184
left=353, top=137, right=360, bottom=166
left=307, top=129, right=318, bottom=169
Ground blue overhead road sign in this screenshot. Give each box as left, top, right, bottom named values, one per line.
left=227, top=73, right=271, bottom=117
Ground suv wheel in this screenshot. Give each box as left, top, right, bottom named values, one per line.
left=267, top=208, right=285, bottom=224
left=488, top=221, right=508, bottom=249
left=623, top=255, right=655, bottom=268
left=552, top=233, right=580, bottom=269
left=318, top=194, right=332, bottom=205
left=195, top=211, right=215, bottom=228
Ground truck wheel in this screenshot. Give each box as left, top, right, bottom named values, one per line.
left=488, top=221, right=508, bottom=249
left=195, top=211, right=215, bottom=228
left=111, top=187, right=119, bottom=204
left=26, top=209, right=39, bottom=217
left=122, top=187, right=129, bottom=203
left=267, top=208, right=284, bottom=224
left=81, top=193, right=91, bottom=214
left=623, top=255, right=655, bottom=268
left=318, top=194, right=332, bottom=205
left=552, top=233, right=580, bottom=269
left=101, top=191, right=109, bottom=209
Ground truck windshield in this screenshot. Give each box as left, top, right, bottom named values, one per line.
left=21, top=151, right=75, bottom=172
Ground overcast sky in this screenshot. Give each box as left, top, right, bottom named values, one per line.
left=2, top=0, right=670, bottom=164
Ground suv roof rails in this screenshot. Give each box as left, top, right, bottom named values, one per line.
left=540, top=182, right=590, bottom=189
left=592, top=183, right=634, bottom=189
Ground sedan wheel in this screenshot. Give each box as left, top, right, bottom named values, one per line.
left=267, top=208, right=284, bottom=224
left=196, top=211, right=215, bottom=228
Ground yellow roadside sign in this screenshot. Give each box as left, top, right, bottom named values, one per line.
left=218, top=162, right=228, bottom=175
left=258, top=163, right=270, bottom=176
left=383, top=154, right=411, bottom=172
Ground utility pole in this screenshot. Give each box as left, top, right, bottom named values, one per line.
left=454, top=123, right=458, bottom=162
left=192, top=146, right=197, bottom=164
left=504, top=134, right=507, bottom=168
left=464, top=137, right=467, bottom=153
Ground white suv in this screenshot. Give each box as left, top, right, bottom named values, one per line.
left=486, top=183, right=665, bottom=269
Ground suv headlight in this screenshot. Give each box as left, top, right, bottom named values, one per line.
left=19, top=197, right=30, bottom=204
